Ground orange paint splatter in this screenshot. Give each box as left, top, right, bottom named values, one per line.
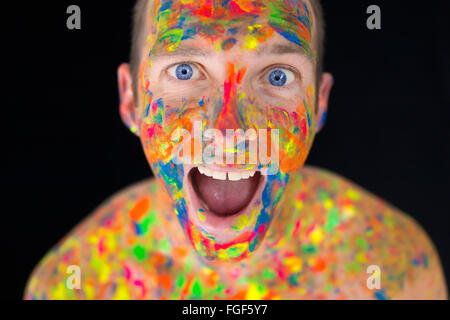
left=312, top=257, right=327, bottom=273
left=158, top=274, right=172, bottom=290
left=180, top=275, right=194, bottom=299
left=231, top=289, right=247, bottom=300
left=129, top=197, right=150, bottom=221
left=172, top=246, right=188, bottom=259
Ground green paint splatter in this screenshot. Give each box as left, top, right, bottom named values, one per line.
left=262, top=268, right=276, bottom=280
left=147, top=210, right=157, bottom=225
left=324, top=207, right=339, bottom=231
left=356, top=237, right=368, bottom=251
left=138, top=215, right=153, bottom=235
left=192, top=279, right=202, bottom=297
left=159, top=238, right=171, bottom=253
left=176, top=273, right=185, bottom=288
left=226, top=245, right=245, bottom=258
left=133, top=245, right=147, bottom=261
left=237, top=276, right=248, bottom=285
left=346, top=261, right=361, bottom=273
left=216, top=283, right=225, bottom=294
left=302, top=243, right=317, bottom=254
left=385, top=217, right=395, bottom=228
left=288, top=274, right=299, bottom=286
left=285, top=223, right=293, bottom=240
left=258, top=283, right=267, bottom=293
left=318, top=189, right=329, bottom=201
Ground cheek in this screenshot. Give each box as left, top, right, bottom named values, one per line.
left=266, top=89, right=315, bottom=174
left=139, top=96, right=173, bottom=164
left=138, top=90, right=209, bottom=165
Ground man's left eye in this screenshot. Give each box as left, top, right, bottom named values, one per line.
left=267, top=68, right=295, bottom=87
left=167, top=63, right=200, bottom=80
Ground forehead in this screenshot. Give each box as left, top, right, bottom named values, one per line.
left=143, top=0, right=316, bottom=60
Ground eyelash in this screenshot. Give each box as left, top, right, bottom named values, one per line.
left=165, top=61, right=300, bottom=90
left=262, top=65, right=300, bottom=91
left=165, top=60, right=202, bottom=83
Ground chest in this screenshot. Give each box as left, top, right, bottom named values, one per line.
left=89, top=253, right=373, bottom=300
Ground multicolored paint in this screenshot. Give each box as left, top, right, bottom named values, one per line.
left=23, top=0, right=447, bottom=299
left=138, top=0, right=317, bottom=263
left=24, top=167, right=447, bottom=299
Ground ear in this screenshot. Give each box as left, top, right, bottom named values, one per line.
left=118, top=63, right=139, bottom=136
left=315, top=72, right=334, bottom=133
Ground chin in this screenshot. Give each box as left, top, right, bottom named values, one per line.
left=152, top=159, right=290, bottom=263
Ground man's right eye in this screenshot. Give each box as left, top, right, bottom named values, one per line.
left=167, top=63, right=200, bottom=81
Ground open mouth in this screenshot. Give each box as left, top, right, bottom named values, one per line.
left=184, top=164, right=267, bottom=236
left=189, top=166, right=263, bottom=217
left=183, top=163, right=268, bottom=244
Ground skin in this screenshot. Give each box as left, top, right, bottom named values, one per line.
left=24, top=0, right=447, bottom=299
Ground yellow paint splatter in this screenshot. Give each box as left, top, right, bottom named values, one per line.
left=113, top=280, right=131, bottom=300
left=310, top=226, right=324, bottom=245
left=295, top=200, right=303, bottom=210
left=342, top=204, right=356, bottom=219
left=85, top=282, right=95, bottom=299
left=346, top=189, right=360, bottom=201
left=51, top=282, right=67, bottom=300
left=356, top=252, right=367, bottom=263
left=232, top=214, right=249, bottom=231
left=198, top=209, right=206, bottom=222
left=285, top=256, right=303, bottom=273
left=324, top=198, right=334, bottom=210
left=246, top=282, right=266, bottom=299
left=251, top=24, right=262, bottom=30
left=244, top=34, right=258, bottom=50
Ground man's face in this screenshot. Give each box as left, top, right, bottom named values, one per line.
left=136, top=0, right=319, bottom=262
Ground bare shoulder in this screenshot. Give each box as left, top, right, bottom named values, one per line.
left=23, top=177, right=165, bottom=299
left=296, top=165, right=448, bottom=299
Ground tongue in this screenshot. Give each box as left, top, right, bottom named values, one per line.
left=192, top=169, right=261, bottom=217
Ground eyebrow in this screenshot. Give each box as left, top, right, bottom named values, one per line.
left=149, top=41, right=312, bottom=63
left=256, top=42, right=313, bottom=62
left=149, top=46, right=211, bottom=60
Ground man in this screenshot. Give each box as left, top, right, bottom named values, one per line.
left=24, top=0, right=447, bottom=299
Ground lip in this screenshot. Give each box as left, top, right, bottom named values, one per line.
left=195, top=163, right=260, bottom=173
left=183, top=163, right=267, bottom=243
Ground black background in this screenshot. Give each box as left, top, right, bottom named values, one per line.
left=3, top=0, right=449, bottom=300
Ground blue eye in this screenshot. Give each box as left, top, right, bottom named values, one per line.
left=268, top=69, right=288, bottom=86
left=175, top=63, right=193, bottom=80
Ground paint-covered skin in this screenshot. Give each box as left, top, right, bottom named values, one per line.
left=23, top=0, right=448, bottom=300
left=23, top=166, right=447, bottom=299
left=137, top=0, right=321, bottom=262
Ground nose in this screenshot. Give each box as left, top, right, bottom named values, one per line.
left=211, top=62, right=247, bottom=134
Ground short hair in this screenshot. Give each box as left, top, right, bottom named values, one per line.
left=129, top=0, right=325, bottom=109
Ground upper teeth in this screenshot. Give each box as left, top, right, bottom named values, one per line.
left=197, top=166, right=256, bottom=181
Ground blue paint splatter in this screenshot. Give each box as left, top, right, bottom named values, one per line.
left=374, top=289, right=388, bottom=300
